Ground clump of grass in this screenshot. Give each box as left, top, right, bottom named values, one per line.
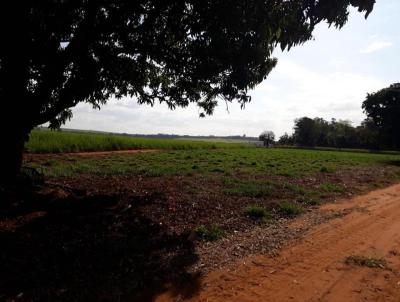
left=297, top=191, right=322, bottom=206
left=301, top=198, right=321, bottom=206
left=344, top=255, right=388, bottom=269
left=210, top=168, right=225, bottom=173
left=244, top=204, right=272, bottom=221
left=320, top=166, right=333, bottom=173
left=279, top=201, right=304, bottom=216
left=319, top=183, right=346, bottom=193
left=194, top=224, right=225, bottom=241
left=284, top=183, right=308, bottom=195
left=42, top=159, right=56, bottom=167
left=225, top=181, right=274, bottom=198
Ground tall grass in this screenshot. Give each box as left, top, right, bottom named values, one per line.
left=26, top=129, right=252, bottom=153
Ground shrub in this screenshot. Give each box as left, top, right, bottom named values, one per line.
left=279, top=201, right=304, bottom=216
left=244, top=204, right=271, bottom=221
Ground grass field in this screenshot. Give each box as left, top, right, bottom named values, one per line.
left=24, top=130, right=400, bottom=210
left=25, top=144, right=400, bottom=224
left=25, top=129, right=251, bottom=153
left=26, top=147, right=400, bottom=179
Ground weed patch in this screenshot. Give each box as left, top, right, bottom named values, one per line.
left=224, top=181, right=274, bottom=198
left=345, top=255, right=388, bottom=269
left=320, top=166, right=333, bottom=173
left=244, top=204, right=272, bottom=221
left=279, top=201, right=304, bottom=216
left=194, top=225, right=225, bottom=241
left=320, top=183, right=346, bottom=193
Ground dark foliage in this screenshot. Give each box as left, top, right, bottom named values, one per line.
left=281, top=116, right=382, bottom=150
left=362, top=83, right=400, bottom=149
left=293, top=117, right=318, bottom=147
left=278, top=132, right=294, bottom=145
left=259, top=130, right=275, bottom=147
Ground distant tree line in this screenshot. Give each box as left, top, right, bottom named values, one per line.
left=278, top=117, right=379, bottom=149
left=277, top=83, right=400, bottom=150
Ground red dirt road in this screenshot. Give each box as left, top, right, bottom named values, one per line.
left=157, top=184, right=400, bottom=302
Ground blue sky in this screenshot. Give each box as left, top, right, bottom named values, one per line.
left=66, top=1, right=399, bottom=138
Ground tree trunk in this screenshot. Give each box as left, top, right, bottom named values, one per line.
left=0, top=129, right=28, bottom=187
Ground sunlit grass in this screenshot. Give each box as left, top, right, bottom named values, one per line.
left=26, top=129, right=251, bottom=153
left=26, top=146, right=400, bottom=180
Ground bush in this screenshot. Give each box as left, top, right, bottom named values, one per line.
left=279, top=201, right=304, bottom=216
left=244, top=204, right=271, bottom=221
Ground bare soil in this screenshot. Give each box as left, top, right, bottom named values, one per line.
left=156, top=184, right=400, bottom=302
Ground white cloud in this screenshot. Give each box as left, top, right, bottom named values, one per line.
left=246, top=59, right=385, bottom=135
left=360, top=41, right=393, bottom=54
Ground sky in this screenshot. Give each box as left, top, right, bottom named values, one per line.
left=65, top=1, right=400, bottom=138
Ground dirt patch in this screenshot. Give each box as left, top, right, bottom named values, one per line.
left=48, top=165, right=397, bottom=238
left=156, top=184, right=400, bottom=302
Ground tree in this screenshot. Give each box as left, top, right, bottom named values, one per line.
left=326, top=119, right=356, bottom=148
left=362, top=83, right=400, bottom=149
left=312, top=117, right=330, bottom=147
left=278, top=133, right=294, bottom=145
left=259, top=131, right=275, bottom=147
left=0, top=1, right=375, bottom=185
left=357, top=118, right=379, bottom=150
left=293, top=117, right=317, bottom=146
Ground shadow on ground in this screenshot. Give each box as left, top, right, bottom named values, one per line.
left=0, top=186, right=200, bottom=302
left=385, top=160, right=400, bottom=167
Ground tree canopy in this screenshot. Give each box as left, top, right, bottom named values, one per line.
left=281, top=117, right=379, bottom=150
left=362, top=83, right=400, bottom=149
left=0, top=0, right=375, bottom=183
left=259, top=130, right=275, bottom=147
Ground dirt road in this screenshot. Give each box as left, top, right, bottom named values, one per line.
left=156, top=184, right=400, bottom=302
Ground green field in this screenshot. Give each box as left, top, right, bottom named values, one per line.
left=25, top=147, right=400, bottom=179
left=26, top=143, right=400, bottom=212
left=24, top=130, right=400, bottom=231
left=26, top=129, right=251, bottom=153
